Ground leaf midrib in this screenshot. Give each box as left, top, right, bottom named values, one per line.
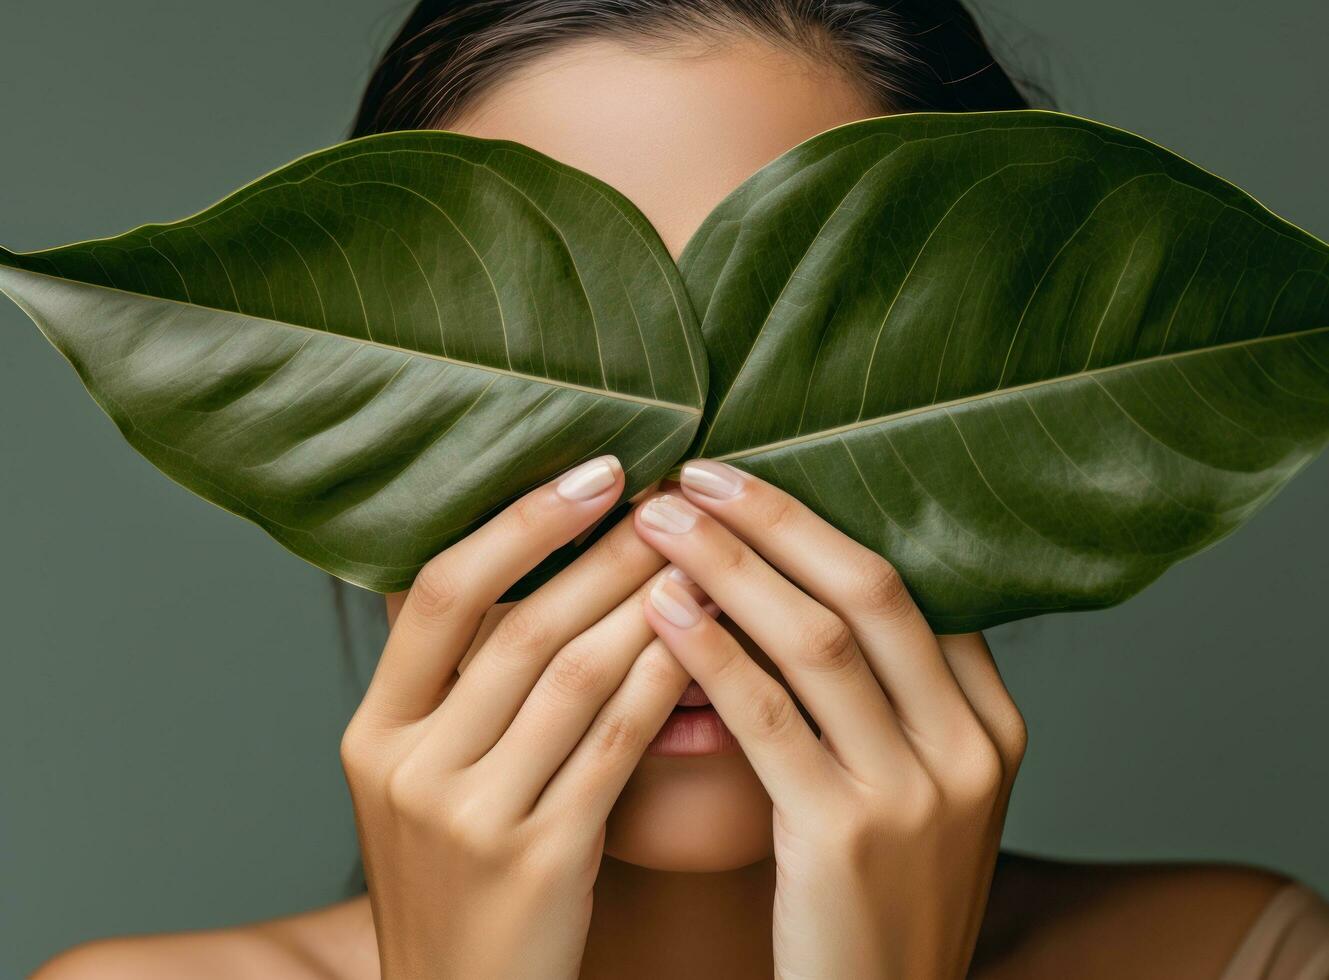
left=0, top=266, right=702, bottom=416
left=713, top=324, right=1329, bottom=463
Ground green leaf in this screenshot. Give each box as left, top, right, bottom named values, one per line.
left=681, top=111, right=1329, bottom=632
left=0, top=131, right=705, bottom=593
left=5, top=112, right=1328, bottom=630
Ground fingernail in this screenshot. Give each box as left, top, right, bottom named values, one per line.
left=680, top=460, right=745, bottom=499
left=667, top=566, right=713, bottom=607
left=650, top=577, right=702, bottom=628
left=556, top=455, right=621, bottom=501
left=640, top=494, right=698, bottom=534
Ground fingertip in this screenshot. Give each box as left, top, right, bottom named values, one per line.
left=666, top=565, right=694, bottom=585
left=554, top=454, right=623, bottom=504
left=636, top=492, right=701, bottom=536
left=646, top=575, right=706, bottom=631
left=678, top=458, right=747, bottom=501
left=664, top=565, right=715, bottom=605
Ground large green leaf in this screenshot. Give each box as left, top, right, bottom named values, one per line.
left=0, top=131, right=705, bottom=593
left=5, top=112, right=1328, bottom=630
left=681, top=111, right=1329, bottom=632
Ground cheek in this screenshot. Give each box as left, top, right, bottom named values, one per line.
left=605, top=751, right=773, bottom=872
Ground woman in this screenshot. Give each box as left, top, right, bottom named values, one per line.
left=36, top=1, right=1329, bottom=977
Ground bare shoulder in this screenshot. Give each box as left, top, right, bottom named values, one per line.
left=974, top=853, right=1304, bottom=980
left=32, top=896, right=378, bottom=980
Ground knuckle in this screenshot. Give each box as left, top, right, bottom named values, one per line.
left=590, top=711, right=645, bottom=756
left=707, top=638, right=760, bottom=691
left=493, top=605, right=556, bottom=657
left=708, top=639, right=750, bottom=687
left=796, top=614, right=858, bottom=673
left=338, top=721, right=377, bottom=779
left=995, top=703, right=1029, bottom=770
left=882, top=771, right=946, bottom=835
left=745, top=685, right=800, bottom=743
left=714, top=539, right=751, bottom=576
left=521, top=824, right=601, bottom=886
left=545, top=648, right=607, bottom=702
left=410, top=560, right=464, bottom=620
left=852, top=556, right=913, bottom=619
left=517, top=837, right=571, bottom=885
left=893, top=775, right=942, bottom=834
left=445, top=801, right=507, bottom=856
left=636, top=645, right=684, bottom=691
left=506, top=493, right=546, bottom=535
left=384, top=760, right=435, bottom=820
left=833, top=802, right=884, bottom=860
left=946, top=737, right=1004, bottom=806
left=755, top=491, right=799, bottom=533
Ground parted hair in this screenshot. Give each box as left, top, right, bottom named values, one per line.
left=350, top=0, right=1050, bottom=138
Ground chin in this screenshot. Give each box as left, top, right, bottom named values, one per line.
left=605, top=751, right=774, bottom=872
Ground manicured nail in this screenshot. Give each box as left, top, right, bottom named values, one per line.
left=650, top=577, right=702, bottom=628
left=666, top=566, right=713, bottom=606
left=640, top=494, right=697, bottom=534
left=680, top=460, right=745, bottom=499
left=556, top=455, right=621, bottom=501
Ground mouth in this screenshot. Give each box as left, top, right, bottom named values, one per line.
left=647, top=681, right=738, bottom=757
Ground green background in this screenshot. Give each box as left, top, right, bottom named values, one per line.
left=2, top=1, right=1325, bottom=974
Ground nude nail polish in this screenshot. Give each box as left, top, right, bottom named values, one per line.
left=640, top=494, right=697, bottom=533
left=650, top=577, right=702, bottom=628
left=556, top=455, right=621, bottom=501
left=680, top=460, right=745, bottom=499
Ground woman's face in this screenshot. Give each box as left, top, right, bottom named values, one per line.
left=414, top=35, right=877, bottom=872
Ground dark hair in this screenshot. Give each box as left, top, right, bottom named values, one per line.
left=335, top=0, right=1055, bottom=701
left=351, top=0, right=1052, bottom=139
left=335, top=0, right=1053, bottom=894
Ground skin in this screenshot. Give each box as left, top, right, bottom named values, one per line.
left=36, top=32, right=1293, bottom=980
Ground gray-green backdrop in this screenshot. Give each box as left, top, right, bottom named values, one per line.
left=2, top=1, right=1325, bottom=975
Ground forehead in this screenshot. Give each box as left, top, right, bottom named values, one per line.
left=446, top=37, right=876, bottom=257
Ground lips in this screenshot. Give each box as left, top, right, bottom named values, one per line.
left=647, top=680, right=737, bottom=756
left=645, top=558, right=733, bottom=756
left=675, top=680, right=710, bottom=707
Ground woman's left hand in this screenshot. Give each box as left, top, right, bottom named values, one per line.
left=634, top=462, right=1027, bottom=980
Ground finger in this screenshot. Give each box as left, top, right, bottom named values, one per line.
left=428, top=510, right=669, bottom=763
left=641, top=576, right=831, bottom=808
left=676, top=461, right=974, bottom=742
left=936, top=636, right=1023, bottom=977
left=937, top=632, right=1028, bottom=782
left=537, top=638, right=691, bottom=824
left=469, top=569, right=704, bottom=812
left=634, top=493, right=911, bottom=776
left=362, top=455, right=624, bottom=720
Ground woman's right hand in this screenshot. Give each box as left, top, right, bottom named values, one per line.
left=339, top=456, right=696, bottom=980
